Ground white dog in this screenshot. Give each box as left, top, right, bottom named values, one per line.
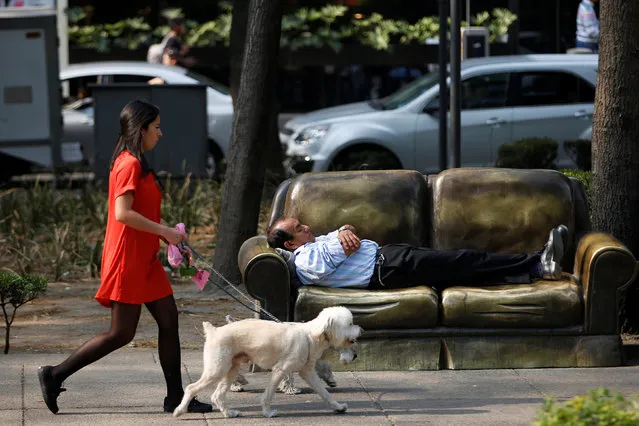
left=224, top=314, right=342, bottom=394
left=173, top=306, right=362, bottom=418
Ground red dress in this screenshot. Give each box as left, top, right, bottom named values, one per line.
left=95, top=151, right=173, bottom=308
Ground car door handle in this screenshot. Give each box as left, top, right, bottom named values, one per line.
left=485, top=117, right=507, bottom=126
left=573, top=110, right=590, bottom=119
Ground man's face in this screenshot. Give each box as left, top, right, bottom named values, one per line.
left=279, top=218, right=315, bottom=251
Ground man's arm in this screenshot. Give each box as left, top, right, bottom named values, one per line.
left=294, top=237, right=348, bottom=284
left=338, top=225, right=360, bottom=256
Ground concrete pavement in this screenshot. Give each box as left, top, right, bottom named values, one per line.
left=1, top=349, right=638, bottom=425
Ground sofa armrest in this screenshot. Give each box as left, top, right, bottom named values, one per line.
left=237, top=236, right=291, bottom=321
left=573, top=232, right=638, bottom=334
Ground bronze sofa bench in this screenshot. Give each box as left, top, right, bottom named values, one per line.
left=238, top=168, right=638, bottom=371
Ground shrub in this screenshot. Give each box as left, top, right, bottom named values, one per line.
left=496, top=137, right=558, bottom=169
left=564, top=139, right=591, bottom=171
left=0, top=271, right=48, bottom=354
left=533, top=388, right=639, bottom=426
left=562, top=169, right=593, bottom=207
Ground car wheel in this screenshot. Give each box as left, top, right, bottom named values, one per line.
left=329, top=147, right=402, bottom=172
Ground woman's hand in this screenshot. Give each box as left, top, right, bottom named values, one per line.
left=161, top=226, right=187, bottom=246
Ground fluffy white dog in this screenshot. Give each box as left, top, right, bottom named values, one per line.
left=224, top=314, right=343, bottom=394
left=173, top=306, right=362, bottom=418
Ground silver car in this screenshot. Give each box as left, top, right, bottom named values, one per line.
left=282, top=54, right=598, bottom=174
left=60, top=61, right=233, bottom=177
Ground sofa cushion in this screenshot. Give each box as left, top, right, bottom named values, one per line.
left=278, top=170, right=430, bottom=246
left=441, top=276, right=583, bottom=328
left=430, top=168, right=575, bottom=254
left=294, top=285, right=439, bottom=329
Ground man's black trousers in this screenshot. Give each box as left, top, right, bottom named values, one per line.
left=368, top=244, right=541, bottom=290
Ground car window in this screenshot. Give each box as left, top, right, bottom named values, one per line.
left=111, top=74, right=157, bottom=83
left=380, top=72, right=440, bottom=110
left=186, top=70, right=231, bottom=95
left=461, top=73, right=509, bottom=110
left=512, top=71, right=595, bottom=107
left=61, top=75, right=103, bottom=106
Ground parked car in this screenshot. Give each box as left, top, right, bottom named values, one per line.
left=281, top=54, right=598, bottom=174
left=60, top=61, right=233, bottom=178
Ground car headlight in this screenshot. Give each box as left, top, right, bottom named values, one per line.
left=294, top=125, right=330, bottom=145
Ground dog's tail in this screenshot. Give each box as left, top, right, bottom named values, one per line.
left=202, top=321, right=216, bottom=336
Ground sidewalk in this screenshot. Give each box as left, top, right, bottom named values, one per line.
left=2, top=349, right=638, bottom=425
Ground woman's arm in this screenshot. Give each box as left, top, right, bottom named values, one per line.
left=114, top=191, right=185, bottom=245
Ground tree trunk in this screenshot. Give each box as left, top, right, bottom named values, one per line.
left=591, top=0, right=639, bottom=332
left=229, top=0, right=285, bottom=188
left=229, top=0, right=249, bottom=107
left=211, top=0, right=283, bottom=286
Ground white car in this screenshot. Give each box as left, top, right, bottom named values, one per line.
left=60, top=61, right=233, bottom=178
left=282, top=54, right=598, bottom=174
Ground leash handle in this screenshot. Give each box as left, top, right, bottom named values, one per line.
left=180, top=243, right=282, bottom=323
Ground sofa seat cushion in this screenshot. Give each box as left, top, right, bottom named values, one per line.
left=294, top=285, right=439, bottom=329
left=441, top=275, right=583, bottom=328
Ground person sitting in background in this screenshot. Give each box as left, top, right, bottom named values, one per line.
left=148, top=48, right=179, bottom=85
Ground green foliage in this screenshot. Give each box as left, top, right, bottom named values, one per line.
left=0, top=271, right=48, bottom=354
left=67, top=6, right=518, bottom=53
left=0, top=178, right=222, bottom=281
left=496, top=138, right=559, bottom=169
left=533, top=388, right=639, bottom=426
left=562, top=169, right=593, bottom=207
left=564, top=139, right=591, bottom=171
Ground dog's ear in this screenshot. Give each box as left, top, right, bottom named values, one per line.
left=321, top=316, right=336, bottom=342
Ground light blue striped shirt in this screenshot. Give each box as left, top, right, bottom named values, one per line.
left=293, top=230, right=379, bottom=288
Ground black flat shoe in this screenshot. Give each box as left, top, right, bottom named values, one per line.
left=163, top=396, right=213, bottom=413
left=37, top=366, right=66, bottom=414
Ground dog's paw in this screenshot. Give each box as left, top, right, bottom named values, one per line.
left=230, top=382, right=244, bottom=392
left=173, top=406, right=186, bottom=418
left=333, top=402, right=348, bottom=414
left=222, top=409, right=241, bottom=418
left=263, top=408, right=278, bottom=418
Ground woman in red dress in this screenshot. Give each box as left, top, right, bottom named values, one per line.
left=37, top=100, right=211, bottom=414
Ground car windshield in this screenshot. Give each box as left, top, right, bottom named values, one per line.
left=379, top=72, right=441, bottom=110
left=186, top=70, right=230, bottom=95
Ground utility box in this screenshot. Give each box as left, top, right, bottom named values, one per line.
left=461, top=27, right=490, bottom=60
left=91, top=84, right=208, bottom=179
left=0, top=7, right=61, bottom=178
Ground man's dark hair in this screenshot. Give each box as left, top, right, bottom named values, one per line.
left=168, top=17, right=184, bottom=28
left=266, top=219, right=293, bottom=250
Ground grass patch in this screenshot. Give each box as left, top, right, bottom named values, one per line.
left=0, top=176, right=273, bottom=281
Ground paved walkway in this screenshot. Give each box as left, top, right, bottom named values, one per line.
left=2, top=349, right=638, bottom=425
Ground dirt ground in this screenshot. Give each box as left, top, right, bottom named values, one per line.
left=4, top=278, right=254, bottom=354
left=4, top=278, right=639, bottom=355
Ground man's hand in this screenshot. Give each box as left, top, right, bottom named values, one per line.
left=338, top=229, right=360, bottom=256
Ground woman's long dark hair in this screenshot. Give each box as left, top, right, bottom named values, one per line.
left=110, top=99, right=160, bottom=176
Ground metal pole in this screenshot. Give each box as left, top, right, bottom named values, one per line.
left=450, top=0, right=461, bottom=168
left=438, top=0, right=449, bottom=171
left=57, top=0, right=69, bottom=97
left=508, top=0, right=520, bottom=55
left=466, top=0, right=470, bottom=26
left=555, top=0, right=561, bottom=53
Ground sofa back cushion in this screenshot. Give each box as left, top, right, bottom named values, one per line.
left=269, top=170, right=430, bottom=246
left=430, top=168, right=576, bottom=255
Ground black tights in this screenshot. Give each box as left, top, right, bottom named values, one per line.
left=49, top=295, right=184, bottom=401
